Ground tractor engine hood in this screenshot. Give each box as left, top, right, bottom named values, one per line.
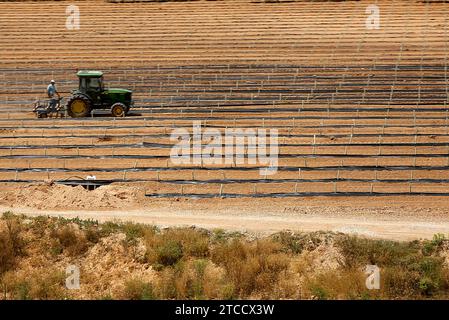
left=105, top=88, right=132, bottom=94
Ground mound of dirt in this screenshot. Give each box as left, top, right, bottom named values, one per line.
left=6, top=228, right=155, bottom=300
left=0, top=183, right=146, bottom=210
left=69, top=233, right=155, bottom=299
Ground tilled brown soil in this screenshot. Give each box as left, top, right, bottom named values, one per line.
left=1, top=0, right=449, bottom=239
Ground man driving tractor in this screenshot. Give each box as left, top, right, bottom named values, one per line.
left=33, top=71, right=133, bottom=118
left=47, top=79, right=60, bottom=111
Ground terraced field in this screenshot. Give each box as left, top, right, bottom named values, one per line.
left=2, top=0, right=449, bottom=200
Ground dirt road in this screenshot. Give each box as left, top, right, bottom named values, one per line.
left=3, top=198, right=449, bottom=241
left=2, top=183, right=449, bottom=241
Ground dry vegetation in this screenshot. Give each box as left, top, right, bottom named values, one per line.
left=1, top=212, right=449, bottom=299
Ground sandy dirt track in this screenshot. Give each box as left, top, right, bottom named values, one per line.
left=3, top=203, right=449, bottom=241
left=2, top=182, right=449, bottom=241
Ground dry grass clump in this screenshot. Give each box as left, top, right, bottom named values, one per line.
left=0, top=232, right=16, bottom=275
left=155, top=258, right=229, bottom=299
left=271, top=231, right=336, bottom=254
left=1, top=268, right=67, bottom=300
left=145, top=228, right=210, bottom=268
left=333, top=234, right=449, bottom=299
left=0, top=212, right=25, bottom=275
left=144, top=227, right=289, bottom=299
left=211, top=238, right=290, bottom=298
left=121, top=278, right=155, bottom=300
left=303, top=268, right=370, bottom=300
left=2, top=212, right=449, bottom=300
left=50, top=225, right=90, bottom=257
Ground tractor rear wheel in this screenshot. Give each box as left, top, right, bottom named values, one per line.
left=111, top=103, right=126, bottom=117
left=66, top=94, right=92, bottom=118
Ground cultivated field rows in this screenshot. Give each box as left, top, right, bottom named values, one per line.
left=2, top=0, right=449, bottom=197
left=3, top=65, right=449, bottom=113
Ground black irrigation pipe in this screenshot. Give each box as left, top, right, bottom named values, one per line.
left=0, top=179, right=132, bottom=185
left=129, top=107, right=449, bottom=114
left=5, top=80, right=449, bottom=89
left=0, top=64, right=434, bottom=72
left=6, top=86, right=445, bottom=96
left=3, top=74, right=446, bottom=82
left=143, top=97, right=446, bottom=103
left=3, top=153, right=449, bottom=160
left=149, top=142, right=449, bottom=148
left=2, top=178, right=449, bottom=185
left=5, top=141, right=449, bottom=150
left=3, top=65, right=440, bottom=72
left=145, top=178, right=449, bottom=184
left=6, top=115, right=449, bottom=122
left=5, top=91, right=449, bottom=101
left=135, top=99, right=449, bottom=106
left=5, top=67, right=447, bottom=75
left=90, top=107, right=449, bottom=113
left=3, top=110, right=449, bottom=120
left=6, top=87, right=449, bottom=96
left=4, top=123, right=449, bottom=130
left=5, top=105, right=449, bottom=115
left=145, top=192, right=449, bottom=199
left=5, top=97, right=448, bottom=107
left=4, top=132, right=449, bottom=140
left=4, top=83, right=448, bottom=94
left=5, top=113, right=449, bottom=122
left=3, top=98, right=449, bottom=109
left=2, top=165, right=449, bottom=173
left=4, top=91, right=445, bottom=101
left=2, top=63, right=448, bottom=73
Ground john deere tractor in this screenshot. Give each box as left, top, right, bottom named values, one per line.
left=66, top=71, right=133, bottom=118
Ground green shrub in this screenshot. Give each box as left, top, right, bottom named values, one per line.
left=156, top=240, right=183, bottom=266
left=2, top=269, right=67, bottom=300
left=419, top=277, right=438, bottom=296
left=85, top=226, right=102, bottom=244
left=154, top=258, right=228, bottom=300
left=192, top=259, right=208, bottom=299
left=4, top=215, right=25, bottom=256
left=145, top=228, right=210, bottom=268
left=0, top=214, right=25, bottom=275
left=50, top=225, right=89, bottom=256
left=211, top=239, right=289, bottom=296
left=303, top=268, right=370, bottom=300
left=336, top=236, right=418, bottom=268
left=310, top=285, right=328, bottom=300
left=211, top=229, right=244, bottom=244
left=122, top=222, right=147, bottom=244
left=123, top=279, right=155, bottom=300
left=422, top=234, right=447, bottom=256
left=0, top=233, right=16, bottom=275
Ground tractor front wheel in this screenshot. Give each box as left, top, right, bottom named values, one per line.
left=111, top=103, right=127, bottom=117
left=66, top=94, right=92, bottom=118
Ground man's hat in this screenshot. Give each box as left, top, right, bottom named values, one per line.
left=50, top=80, right=55, bottom=83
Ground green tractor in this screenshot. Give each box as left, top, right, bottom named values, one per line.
left=66, top=71, right=133, bottom=118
